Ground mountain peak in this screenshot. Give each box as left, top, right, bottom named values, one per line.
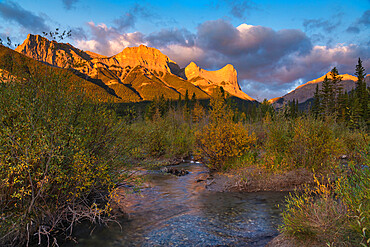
left=185, top=63, right=254, bottom=101
left=16, top=34, right=94, bottom=67
left=296, top=72, right=358, bottom=90
left=270, top=72, right=369, bottom=108
left=108, top=44, right=178, bottom=74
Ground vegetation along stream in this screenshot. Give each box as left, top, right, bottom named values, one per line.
left=64, top=163, right=288, bottom=247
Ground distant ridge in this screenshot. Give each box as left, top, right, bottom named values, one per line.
left=15, top=34, right=255, bottom=102
left=269, top=72, right=370, bottom=108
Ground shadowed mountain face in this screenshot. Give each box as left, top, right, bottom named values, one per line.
left=0, top=44, right=122, bottom=102
left=269, top=72, right=370, bottom=108
left=15, top=34, right=255, bottom=102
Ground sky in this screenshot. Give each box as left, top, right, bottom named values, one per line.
left=0, top=0, right=369, bottom=100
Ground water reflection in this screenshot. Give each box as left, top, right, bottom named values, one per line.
left=63, top=163, right=287, bottom=247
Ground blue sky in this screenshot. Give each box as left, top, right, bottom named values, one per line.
left=0, top=0, right=369, bottom=100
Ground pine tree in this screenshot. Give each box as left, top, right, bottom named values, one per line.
left=177, top=94, right=182, bottom=109
left=191, top=92, right=196, bottom=109
left=320, top=75, right=333, bottom=115
left=184, top=90, right=189, bottom=108
left=337, top=90, right=348, bottom=123
left=313, top=84, right=321, bottom=117
left=330, top=67, right=343, bottom=115
left=354, top=58, right=368, bottom=126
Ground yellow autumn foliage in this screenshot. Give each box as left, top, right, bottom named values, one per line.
left=195, top=121, right=256, bottom=170
left=195, top=88, right=256, bottom=170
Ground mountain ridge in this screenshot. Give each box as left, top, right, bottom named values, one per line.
left=15, top=34, right=255, bottom=102
left=269, top=72, right=370, bottom=108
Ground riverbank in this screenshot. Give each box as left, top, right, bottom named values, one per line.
left=199, top=166, right=315, bottom=193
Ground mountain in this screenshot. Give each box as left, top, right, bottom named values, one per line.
left=15, top=34, right=254, bottom=102
left=0, top=44, right=122, bottom=102
left=184, top=62, right=254, bottom=101
left=269, top=72, right=370, bottom=108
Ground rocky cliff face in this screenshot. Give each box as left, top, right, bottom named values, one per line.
left=269, top=73, right=370, bottom=108
left=15, top=34, right=94, bottom=68
left=15, top=34, right=254, bottom=102
left=15, top=35, right=179, bottom=82
left=184, top=62, right=254, bottom=100
left=100, top=45, right=180, bottom=75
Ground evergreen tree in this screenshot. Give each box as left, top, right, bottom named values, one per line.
left=320, top=75, right=333, bottom=115
left=337, top=90, right=348, bottom=123
left=177, top=93, right=182, bottom=109
left=330, top=67, right=343, bottom=115
left=184, top=89, right=189, bottom=108
left=349, top=97, right=361, bottom=129
left=191, top=92, right=196, bottom=109
left=313, top=84, right=321, bottom=117
left=354, top=58, right=368, bottom=126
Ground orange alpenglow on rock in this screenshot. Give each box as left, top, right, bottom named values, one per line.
left=15, top=34, right=255, bottom=102
left=185, top=62, right=254, bottom=100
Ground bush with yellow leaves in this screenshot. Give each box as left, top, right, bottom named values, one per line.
left=195, top=88, right=256, bottom=170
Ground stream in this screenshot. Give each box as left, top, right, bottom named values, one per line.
left=64, top=163, right=288, bottom=247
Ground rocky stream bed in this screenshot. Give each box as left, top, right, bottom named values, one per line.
left=63, top=162, right=289, bottom=247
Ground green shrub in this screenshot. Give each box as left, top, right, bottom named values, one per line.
left=281, top=178, right=349, bottom=245
left=119, top=109, right=195, bottom=161
left=282, top=158, right=370, bottom=246
left=0, top=66, right=122, bottom=246
left=261, top=116, right=345, bottom=171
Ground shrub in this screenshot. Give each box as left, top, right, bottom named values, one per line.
left=195, top=121, right=256, bottom=170
left=261, top=116, right=344, bottom=171
left=281, top=178, right=349, bottom=245
left=281, top=159, right=370, bottom=246
left=120, top=109, right=195, bottom=161
left=0, top=66, right=122, bottom=246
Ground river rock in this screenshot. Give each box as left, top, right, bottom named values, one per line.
left=162, top=167, right=189, bottom=176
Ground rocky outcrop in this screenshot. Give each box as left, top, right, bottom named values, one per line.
left=97, top=45, right=180, bottom=75
left=15, top=34, right=94, bottom=69
left=185, top=62, right=254, bottom=100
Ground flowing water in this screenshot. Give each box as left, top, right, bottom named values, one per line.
left=64, top=163, right=288, bottom=247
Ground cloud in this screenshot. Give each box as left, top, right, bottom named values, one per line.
left=241, top=80, right=299, bottom=101
left=219, top=0, right=257, bottom=19
left=303, top=18, right=341, bottom=33
left=195, top=19, right=312, bottom=73
left=145, top=28, right=196, bottom=48
left=114, top=13, right=136, bottom=32
left=160, top=45, right=205, bottom=67
left=114, top=3, right=155, bottom=32
left=0, top=1, right=49, bottom=32
left=346, top=9, right=370, bottom=33
left=75, top=4, right=154, bottom=55
left=62, top=0, right=79, bottom=10
left=358, top=9, right=370, bottom=26
left=75, top=21, right=144, bottom=55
